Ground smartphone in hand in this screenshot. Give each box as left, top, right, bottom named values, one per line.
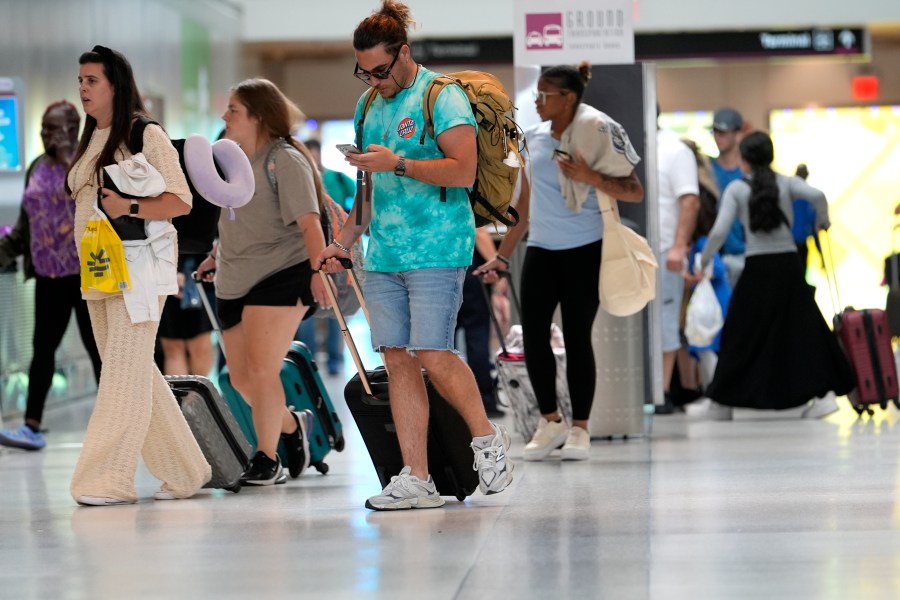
left=552, top=148, right=572, bottom=162
left=336, top=143, right=362, bottom=156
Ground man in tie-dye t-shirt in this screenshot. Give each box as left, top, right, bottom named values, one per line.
left=316, top=0, right=514, bottom=512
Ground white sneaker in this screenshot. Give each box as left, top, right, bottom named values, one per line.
left=802, top=391, right=839, bottom=419
left=365, top=466, right=445, bottom=511
left=560, top=426, right=591, bottom=461
left=472, top=423, right=514, bottom=495
left=685, top=398, right=733, bottom=421
left=152, top=489, right=195, bottom=501
left=75, top=495, right=135, bottom=506
left=523, top=418, right=569, bottom=461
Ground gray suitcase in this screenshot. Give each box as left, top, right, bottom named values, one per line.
left=166, top=375, right=252, bottom=492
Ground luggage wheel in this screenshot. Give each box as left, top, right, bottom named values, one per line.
left=880, top=400, right=888, bottom=410
left=455, top=492, right=466, bottom=502
left=334, top=437, right=346, bottom=452
left=852, top=405, right=865, bottom=416
left=313, top=461, right=329, bottom=475
left=894, top=398, right=900, bottom=410
left=227, top=484, right=242, bottom=493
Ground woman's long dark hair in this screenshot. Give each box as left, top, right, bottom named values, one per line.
left=740, top=131, right=782, bottom=233
left=66, top=45, right=148, bottom=193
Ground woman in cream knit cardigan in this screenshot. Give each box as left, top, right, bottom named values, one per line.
left=66, top=45, right=210, bottom=506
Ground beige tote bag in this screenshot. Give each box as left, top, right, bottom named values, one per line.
left=598, top=192, right=658, bottom=316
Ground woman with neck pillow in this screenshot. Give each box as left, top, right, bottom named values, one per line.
left=157, top=132, right=254, bottom=377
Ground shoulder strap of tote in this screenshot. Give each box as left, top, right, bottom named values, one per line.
left=597, top=189, right=621, bottom=226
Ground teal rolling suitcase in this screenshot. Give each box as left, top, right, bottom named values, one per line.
left=219, top=341, right=345, bottom=474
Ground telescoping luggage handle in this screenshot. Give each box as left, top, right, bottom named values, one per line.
left=821, top=229, right=842, bottom=318
left=191, top=271, right=227, bottom=359
left=318, top=260, right=375, bottom=397
left=479, top=271, right=522, bottom=357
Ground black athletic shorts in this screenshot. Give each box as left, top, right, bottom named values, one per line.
left=216, top=261, right=316, bottom=330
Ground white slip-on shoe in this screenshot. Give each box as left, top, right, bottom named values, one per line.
left=75, top=495, right=135, bottom=507
left=685, top=398, right=733, bottom=421
left=523, top=418, right=569, bottom=461
left=560, top=426, right=591, bottom=461
left=801, top=391, right=839, bottom=419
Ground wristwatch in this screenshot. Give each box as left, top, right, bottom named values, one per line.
left=394, top=157, right=406, bottom=177
left=129, top=200, right=139, bottom=216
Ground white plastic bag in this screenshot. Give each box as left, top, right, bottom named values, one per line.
left=685, top=277, right=724, bottom=347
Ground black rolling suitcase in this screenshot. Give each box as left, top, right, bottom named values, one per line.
left=166, top=375, right=253, bottom=492
left=320, top=268, right=478, bottom=501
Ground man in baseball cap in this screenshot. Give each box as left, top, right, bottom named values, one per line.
left=712, top=107, right=744, bottom=132
left=708, top=107, right=747, bottom=289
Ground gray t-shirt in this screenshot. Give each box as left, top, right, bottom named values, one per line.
left=701, top=172, right=829, bottom=268
left=215, top=140, right=319, bottom=299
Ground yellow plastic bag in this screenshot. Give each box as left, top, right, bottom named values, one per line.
left=80, top=207, right=131, bottom=293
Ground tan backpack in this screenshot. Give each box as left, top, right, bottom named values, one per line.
left=357, top=70, right=526, bottom=228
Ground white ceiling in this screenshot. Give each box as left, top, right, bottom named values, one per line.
left=234, top=0, right=900, bottom=42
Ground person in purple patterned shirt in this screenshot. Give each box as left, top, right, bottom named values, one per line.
left=0, top=100, right=101, bottom=451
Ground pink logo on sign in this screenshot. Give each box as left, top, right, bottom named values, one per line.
left=525, top=13, right=564, bottom=50
left=398, top=117, right=416, bottom=138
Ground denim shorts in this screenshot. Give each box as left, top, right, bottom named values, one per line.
left=363, top=268, right=466, bottom=354
left=658, top=250, right=685, bottom=353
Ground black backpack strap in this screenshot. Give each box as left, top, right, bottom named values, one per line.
left=128, top=116, right=158, bottom=154
left=353, top=89, right=379, bottom=226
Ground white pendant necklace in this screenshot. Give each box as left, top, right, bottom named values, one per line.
left=381, top=98, right=403, bottom=141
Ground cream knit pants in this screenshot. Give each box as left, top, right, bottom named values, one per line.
left=70, top=294, right=211, bottom=502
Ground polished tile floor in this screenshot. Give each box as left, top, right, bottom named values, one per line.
left=2, top=369, right=900, bottom=599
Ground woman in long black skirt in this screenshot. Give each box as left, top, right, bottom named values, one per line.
left=697, top=131, right=854, bottom=416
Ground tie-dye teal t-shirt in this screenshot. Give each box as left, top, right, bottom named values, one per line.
left=353, top=67, right=476, bottom=272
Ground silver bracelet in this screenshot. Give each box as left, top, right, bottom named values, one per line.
left=332, top=240, right=351, bottom=253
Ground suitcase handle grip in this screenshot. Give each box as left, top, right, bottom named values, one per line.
left=190, top=271, right=226, bottom=359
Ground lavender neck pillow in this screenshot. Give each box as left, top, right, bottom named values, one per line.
left=182, top=135, right=254, bottom=219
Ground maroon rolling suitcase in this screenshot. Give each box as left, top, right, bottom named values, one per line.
left=824, top=232, right=899, bottom=415
left=833, top=308, right=899, bottom=414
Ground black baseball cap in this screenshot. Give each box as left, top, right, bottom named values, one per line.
left=712, top=108, right=743, bottom=132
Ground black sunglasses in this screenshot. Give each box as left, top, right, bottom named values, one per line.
left=353, top=49, right=401, bottom=85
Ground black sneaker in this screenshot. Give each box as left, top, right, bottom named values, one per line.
left=241, top=451, right=286, bottom=486
left=281, top=409, right=313, bottom=478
